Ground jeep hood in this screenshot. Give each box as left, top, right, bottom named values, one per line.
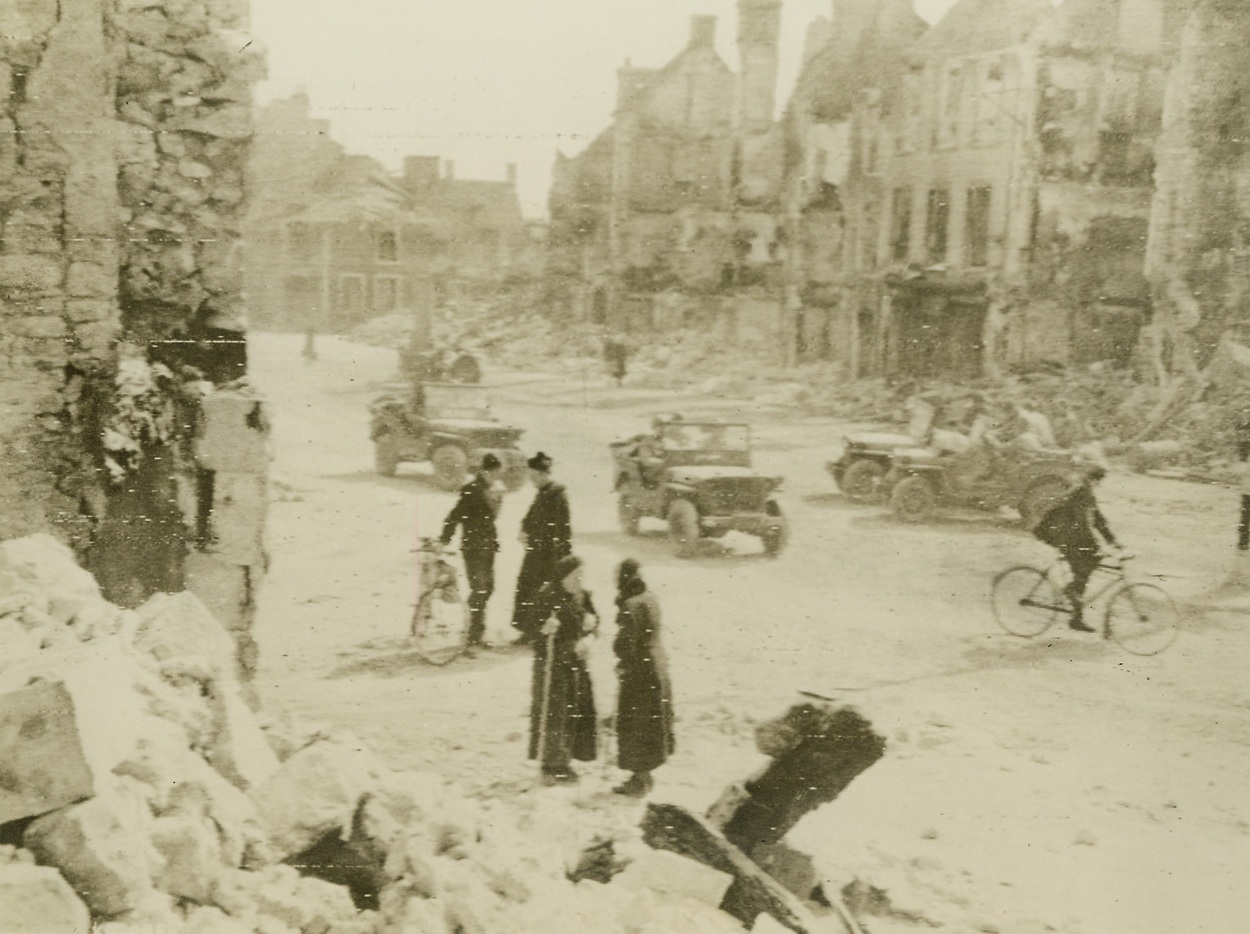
left=846, top=431, right=917, bottom=448
left=429, top=417, right=504, bottom=432
left=669, top=465, right=778, bottom=484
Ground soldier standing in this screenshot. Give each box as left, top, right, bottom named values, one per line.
left=440, top=453, right=504, bottom=650
left=511, top=452, right=572, bottom=645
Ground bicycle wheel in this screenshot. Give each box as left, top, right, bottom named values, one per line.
left=992, top=566, right=1063, bottom=638
left=1104, top=583, right=1178, bottom=656
left=412, top=587, right=469, bottom=666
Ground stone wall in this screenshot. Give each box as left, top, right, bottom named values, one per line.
left=0, top=0, right=266, bottom=677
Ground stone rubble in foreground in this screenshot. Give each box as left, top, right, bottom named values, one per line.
left=0, top=533, right=771, bottom=934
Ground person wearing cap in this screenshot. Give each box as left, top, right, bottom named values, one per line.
left=510, top=451, right=572, bottom=645
left=529, top=554, right=599, bottom=784
left=611, top=559, right=673, bottom=797
left=1033, top=465, right=1119, bottom=632
left=440, top=453, right=504, bottom=649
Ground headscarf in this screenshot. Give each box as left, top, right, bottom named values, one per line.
left=616, top=558, right=646, bottom=605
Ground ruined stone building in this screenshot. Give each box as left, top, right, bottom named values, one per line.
left=781, top=0, right=1179, bottom=380
left=0, top=0, right=267, bottom=675
left=245, top=96, right=534, bottom=333
left=548, top=2, right=788, bottom=349
left=1146, top=0, right=1250, bottom=385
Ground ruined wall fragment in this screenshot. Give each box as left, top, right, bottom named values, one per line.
left=0, top=0, right=267, bottom=677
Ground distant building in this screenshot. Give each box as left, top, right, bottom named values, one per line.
left=548, top=2, right=787, bottom=349
left=780, top=0, right=1180, bottom=379
left=245, top=94, right=534, bottom=332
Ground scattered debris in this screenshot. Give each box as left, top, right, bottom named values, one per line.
left=0, top=533, right=794, bottom=932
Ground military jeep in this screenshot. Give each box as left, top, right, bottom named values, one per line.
left=610, top=419, right=788, bottom=558
left=369, top=383, right=526, bottom=491
left=880, top=442, right=1087, bottom=526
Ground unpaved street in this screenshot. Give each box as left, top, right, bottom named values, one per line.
left=250, top=333, right=1250, bottom=933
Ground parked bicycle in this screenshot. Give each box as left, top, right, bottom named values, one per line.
left=991, top=554, right=1179, bottom=655
left=411, top=538, right=469, bottom=666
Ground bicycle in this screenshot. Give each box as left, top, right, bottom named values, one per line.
left=411, top=537, right=469, bottom=666
left=991, top=553, right=1179, bottom=655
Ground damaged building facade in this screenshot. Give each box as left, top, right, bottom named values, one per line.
left=553, top=0, right=1185, bottom=380
left=783, top=0, right=1179, bottom=379
left=245, top=95, right=536, bottom=333
left=548, top=1, right=789, bottom=354
left=1145, top=0, right=1250, bottom=386
left=0, top=0, right=267, bottom=674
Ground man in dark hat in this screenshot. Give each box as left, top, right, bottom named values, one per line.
left=440, top=453, right=504, bottom=649
left=511, top=451, right=572, bottom=645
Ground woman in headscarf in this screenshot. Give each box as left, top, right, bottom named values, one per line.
left=528, top=554, right=598, bottom=784
left=611, top=559, right=674, bottom=797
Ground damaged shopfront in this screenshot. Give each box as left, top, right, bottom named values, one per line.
left=883, top=270, right=989, bottom=380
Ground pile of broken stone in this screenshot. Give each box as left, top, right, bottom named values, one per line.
left=0, top=534, right=856, bottom=934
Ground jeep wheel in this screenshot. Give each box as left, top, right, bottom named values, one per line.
left=431, top=444, right=469, bottom=491
left=890, top=475, right=936, bottom=522
left=667, top=500, right=700, bottom=558
left=374, top=437, right=399, bottom=477
left=1019, top=477, right=1069, bottom=530
left=448, top=353, right=482, bottom=384
left=618, top=495, right=641, bottom=535
left=762, top=501, right=789, bottom=556
left=840, top=458, right=886, bottom=502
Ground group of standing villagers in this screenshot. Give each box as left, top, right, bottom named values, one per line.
left=440, top=451, right=674, bottom=792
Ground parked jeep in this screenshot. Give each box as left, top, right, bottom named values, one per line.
left=880, top=439, right=1088, bottom=526
left=827, top=399, right=939, bottom=502
left=827, top=396, right=982, bottom=502
left=610, top=418, right=788, bottom=558
left=369, top=383, right=526, bottom=491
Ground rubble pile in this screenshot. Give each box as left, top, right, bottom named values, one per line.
left=347, top=301, right=1248, bottom=480
left=0, top=534, right=772, bottom=934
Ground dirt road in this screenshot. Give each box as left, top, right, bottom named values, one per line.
left=250, top=333, right=1250, bottom=933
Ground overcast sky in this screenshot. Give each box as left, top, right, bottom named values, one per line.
left=249, top=1, right=992, bottom=216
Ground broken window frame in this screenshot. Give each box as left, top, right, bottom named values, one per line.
left=860, top=197, right=880, bottom=271
left=376, top=228, right=399, bottom=263
left=337, top=274, right=366, bottom=316
left=372, top=275, right=401, bottom=313
left=890, top=187, right=912, bottom=263
left=286, top=222, right=318, bottom=262
left=965, top=185, right=991, bottom=267
left=938, top=64, right=964, bottom=148
left=925, top=188, right=950, bottom=264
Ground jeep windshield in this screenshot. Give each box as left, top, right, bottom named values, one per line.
left=424, top=385, right=492, bottom=419
left=660, top=423, right=750, bottom=452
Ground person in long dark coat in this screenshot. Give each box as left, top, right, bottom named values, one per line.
left=511, top=451, right=572, bottom=645
left=611, top=559, right=674, bottom=797
left=528, top=555, right=599, bottom=784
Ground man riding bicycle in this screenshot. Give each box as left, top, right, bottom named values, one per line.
left=1032, top=464, right=1119, bottom=631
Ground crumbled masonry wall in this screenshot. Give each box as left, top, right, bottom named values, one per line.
left=1147, top=1, right=1250, bottom=379
left=0, top=0, right=267, bottom=678
left=0, top=535, right=757, bottom=934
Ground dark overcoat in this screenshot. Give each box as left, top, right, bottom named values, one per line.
left=1034, top=483, right=1113, bottom=554
left=440, top=473, right=499, bottom=554
left=613, top=585, right=675, bottom=773
left=512, top=481, right=572, bottom=631
left=528, top=583, right=598, bottom=767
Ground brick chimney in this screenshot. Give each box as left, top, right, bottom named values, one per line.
left=443, top=159, right=455, bottom=181
left=403, top=155, right=439, bottom=190
left=690, top=15, right=717, bottom=48
left=506, top=163, right=518, bottom=187
left=738, top=0, right=782, bottom=134
left=830, top=0, right=877, bottom=46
